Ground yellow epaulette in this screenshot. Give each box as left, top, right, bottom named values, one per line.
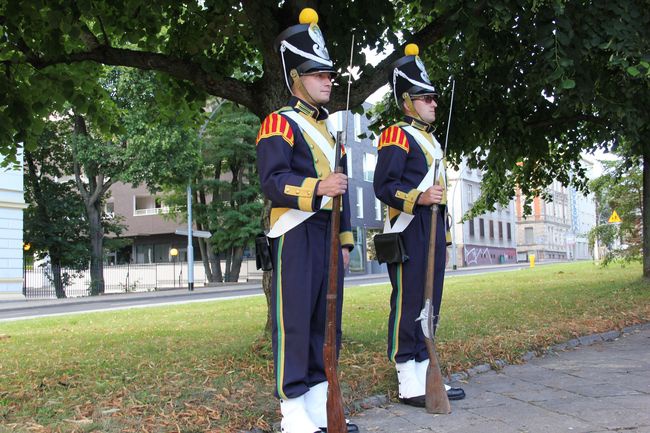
left=378, top=124, right=409, bottom=152
left=256, top=110, right=295, bottom=146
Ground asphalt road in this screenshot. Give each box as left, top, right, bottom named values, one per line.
left=0, top=262, right=549, bottom=322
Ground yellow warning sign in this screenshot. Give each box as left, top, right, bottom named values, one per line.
left=608, top=210, right=622, bottom=223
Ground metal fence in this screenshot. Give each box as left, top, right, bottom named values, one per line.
left=23, top=260, right=262, bottom=299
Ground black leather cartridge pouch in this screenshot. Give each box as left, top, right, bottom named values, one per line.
left=373, top=232, right=409, bottom=264
left=255, top=233, right=273, bottom=271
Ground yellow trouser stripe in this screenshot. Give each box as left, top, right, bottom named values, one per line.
left=275, top=236, right=287, bottom=399
left=390, top=264, right=403, bottom=362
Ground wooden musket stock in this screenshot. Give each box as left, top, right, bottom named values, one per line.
left=423, top=194, right=451, bottom=414
left=323, top=130, right=347, bottom=433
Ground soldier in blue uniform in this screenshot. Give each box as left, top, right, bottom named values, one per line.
left=256, top=8, right=358, bottom=433
left=373, top=44, right=465, bottom=407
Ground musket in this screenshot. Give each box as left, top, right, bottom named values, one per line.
left=323, top=34, right=355, bottom=433
left=419, top=79, right=455, bottom=414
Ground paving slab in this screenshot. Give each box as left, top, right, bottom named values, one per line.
left=351, top=326, right=650, bottom=433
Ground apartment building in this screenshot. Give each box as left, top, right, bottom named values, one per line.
left=446, top=160, right=518, bottom=268
left=330, top=105, right=384, bottom=273
left=515, top=180, right=571, bottom=261
left=515, top=156, right=600, bottom=262
left=106, top=182, right=192, bottom=264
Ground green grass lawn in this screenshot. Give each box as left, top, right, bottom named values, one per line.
left=1, top=261, right=649, bottom=433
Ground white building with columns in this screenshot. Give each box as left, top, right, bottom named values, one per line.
left=0, top=150, right=27, bottom=300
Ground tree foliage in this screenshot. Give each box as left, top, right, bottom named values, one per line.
left=23, top=123, right=90, bottom=298
left=2, top=1, right=649, bottom=274
left=165, top=101, right=262, bottom=282
left=588, top=158, right=642, bottom=264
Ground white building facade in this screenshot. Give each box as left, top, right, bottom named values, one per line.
left=568, top=156, right=600, bottom=260
left=446, top=160, right=518, bottom=268
left=0, top=151, right=27, bottom=299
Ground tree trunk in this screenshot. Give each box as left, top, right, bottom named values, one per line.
left=87, top=201, right=105, bottom=295
left=641, top=145, right=650, bottom=279
left=227, top=246, right=245, bottom=282
left=197, top=237, right=213, bottom=281
left=224, top=249, right=233, bottom=282
left=209, top=247, right=222, bottom=282
left=262, top=198, right=273, bottom=335
left=51, top=260, right=66, bottom=299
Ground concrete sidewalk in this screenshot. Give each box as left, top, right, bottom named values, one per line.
left=351, top=324, right=650, bottom=433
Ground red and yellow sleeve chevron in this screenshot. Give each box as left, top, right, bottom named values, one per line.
left=256, top=113, right=294, bottom=146
left=378, top=125, right=409, bottom=152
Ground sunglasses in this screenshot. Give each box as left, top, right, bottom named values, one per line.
left=411, top=95, right=437, bottom=104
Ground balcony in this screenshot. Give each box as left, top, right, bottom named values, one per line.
left=134, top=206, right=170, bottom=216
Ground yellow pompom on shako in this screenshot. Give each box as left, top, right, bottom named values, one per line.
left=404, top=43, right=419, bottom=56
left=299, top=8, right=319, bottom=25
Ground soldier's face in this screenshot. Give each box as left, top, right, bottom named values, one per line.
left=412, top=95, right=437, bottom=124
left=299, top=72, right=333, bottom=105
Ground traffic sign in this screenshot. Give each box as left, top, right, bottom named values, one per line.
left=608, top=210, right=622, bottom=224
left=175, top=228, right=212, bottom=238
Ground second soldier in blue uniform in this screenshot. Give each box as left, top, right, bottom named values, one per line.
left=373, top=44, right=465, bottom=408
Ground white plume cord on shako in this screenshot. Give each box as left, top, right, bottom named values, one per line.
left=280, top=41, right=334, bottom=92
left=392, top=68, right=437, bottom=107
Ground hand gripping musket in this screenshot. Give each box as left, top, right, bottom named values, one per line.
left=323, top=34, right=355, bottom=433
left=416, top=78, right=456, bottom=414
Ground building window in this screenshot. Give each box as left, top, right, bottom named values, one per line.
left=354, top=113, right=362, bottom=142
left=489, top=220, right=494, bottom=239
left=134, top=195, right=169, bottom=216
left=346, top=147, right=352, bottom=178
left=356, top=187, right=364, bottom=218
left=469, top=219, right=475, bottom=237
left=104, top=201, right=115, bottom=219
left=498, top=221, right=503, bottom=240
left=363, top=152, right=376, bottom=182
left=375, top=198, right=382, bottom=221
left=467, top=184, right=473, bottom=206
left=135, top=244, right=153, bottom=264
left=154, top=244, right=171, bottom=263
left=479, top=218, right=485, bottom=237
left=525, top=227, right=534, bottom=244
left=507, top=222, right=512, bottom=240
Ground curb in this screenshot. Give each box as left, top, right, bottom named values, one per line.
left=242, top=322, right=650, bottom=433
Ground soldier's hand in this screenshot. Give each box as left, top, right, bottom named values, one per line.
left=342, top=247, right=351, bottom=269
left=317, top=173, right=348, bottom=197
left=417, top=185, right=444, bottom=206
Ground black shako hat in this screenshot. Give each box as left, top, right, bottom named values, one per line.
left=274, top=8, right=338, bottom=91
left=389, top=44, right=438, bottom=106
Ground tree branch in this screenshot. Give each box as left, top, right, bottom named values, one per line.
left=96, top=15, right=111, bottom=47
left=88, top=172, right=105, bottom=205
left=72, top=115, right=90, bottom=202
left=524, top=114, right=608, bottom=129
left=21, top=45, right=257, bottom=113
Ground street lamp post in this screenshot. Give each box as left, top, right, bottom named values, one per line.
left=170, top=248, right=179, bottom=287
left=185, top=100, right=225, bottom=292
left=23, top=242, right=31, bottom=296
